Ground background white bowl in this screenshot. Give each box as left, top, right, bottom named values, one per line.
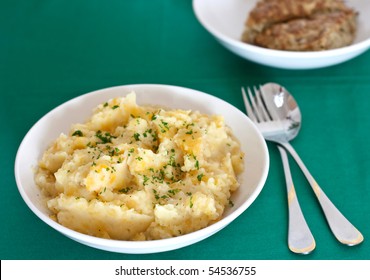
left=15, top=84, right=269, bottom=254
left=193, top=0, right=370, bottom=69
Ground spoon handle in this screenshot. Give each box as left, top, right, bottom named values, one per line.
left=279, top=142, right=364, bottom=246
left=278, top=146, right=316, bottom=254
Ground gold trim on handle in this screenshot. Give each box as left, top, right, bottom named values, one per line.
left=289, top=241, right=316, bottom=255
left=339, top=232, right=364, bottom=246
left=287, top=185, right=296, bottom=206
left=312, top=180, right=321, bottom=198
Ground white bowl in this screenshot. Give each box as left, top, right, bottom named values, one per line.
left=15, top=84, right=269, bottom=254
left=193, top=0, right=370, bottom=69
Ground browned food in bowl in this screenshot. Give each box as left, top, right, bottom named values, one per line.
left=242, top=0, right=358, bottom=51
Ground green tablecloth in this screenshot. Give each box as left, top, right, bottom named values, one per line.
left=1, top=0, right=369, bottom=260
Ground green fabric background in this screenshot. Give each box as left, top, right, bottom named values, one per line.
left=1, top=0, right=369, bottom=260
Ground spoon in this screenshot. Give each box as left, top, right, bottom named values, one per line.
left=259, top=82, right=364, bottom=246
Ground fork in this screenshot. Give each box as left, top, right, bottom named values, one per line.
left=241, top=86, right=316, bottom=254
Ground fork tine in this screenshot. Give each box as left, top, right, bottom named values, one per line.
left=259, top=85, right=280, bottom=121
left=241, top=87, right=257, bottom=122
left=254, top=85, right=271, bottom=121
left=247, top=87, right=265, bottom=122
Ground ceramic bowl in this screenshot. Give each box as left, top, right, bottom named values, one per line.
left=193, top=0, right=370, bottom=69
left=15, top=84, right=269, bottom=254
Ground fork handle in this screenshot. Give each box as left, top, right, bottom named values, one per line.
left=279, top=142, right=364, bottom=246
left=278, top=146, right=315, bottom=254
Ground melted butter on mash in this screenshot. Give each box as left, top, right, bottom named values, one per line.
left=35, top=92, right=244, bottom=240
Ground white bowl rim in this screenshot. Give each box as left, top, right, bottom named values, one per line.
left=14, top=83, right=270, bottom=254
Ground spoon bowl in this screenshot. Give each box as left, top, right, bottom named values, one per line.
left=260, top=83, right=301, bottom=142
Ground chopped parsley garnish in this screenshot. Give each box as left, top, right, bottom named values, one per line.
left=184, top=122, right=193, bottom=128
left=112, top=105, right=119, bottom=110
left=161, top=120, right=169, bottom=129
left=197, top=173, right=204, bottom=181
left=152, top=189, right=160, bottom=200
left=119, top=187, right=132, bottom=194
left=195, top=159, right=199, bottom=170
left=127, top=148, right=134, bottom=157
left=133, top=133, right=140, bottom=141
left=168, top=154, right=177, bottom=167
left=168, top=189, right=180, bottom=196
left=109, top=147, right=120, bottom=156
left=189, top=196, right=193, bottom=208
left=158, top=120, right=170, bottom=133
left=72, top=130, right=83, bottom=137
left=95, top=130, right=116, bottom=144
left=143, top=175, right=150, bottom=185
left=99, top=187, right=107, bottom=195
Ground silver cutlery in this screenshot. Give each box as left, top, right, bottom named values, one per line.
left=242, top=85, right=315, bottom=254
left=242, top=83, right=364, bottom=250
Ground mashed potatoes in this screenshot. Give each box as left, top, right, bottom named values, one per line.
left=35, top=92, right=244, bottom=240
